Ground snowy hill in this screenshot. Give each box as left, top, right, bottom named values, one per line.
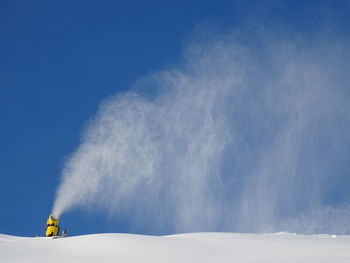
left=1, top=232, right=350, bottom=262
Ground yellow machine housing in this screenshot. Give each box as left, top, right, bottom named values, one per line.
left=45, top=214, right=60, bottom=237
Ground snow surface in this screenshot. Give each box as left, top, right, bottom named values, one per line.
left=1, top=232, right=350, bottom=262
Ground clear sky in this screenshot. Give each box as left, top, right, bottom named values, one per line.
left=1, top=0, right=350, bottom=237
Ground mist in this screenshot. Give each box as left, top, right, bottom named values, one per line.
left=52, top=28, right=350, bottom=234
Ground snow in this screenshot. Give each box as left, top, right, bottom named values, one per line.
left=1, top=232, right=350, bottom=262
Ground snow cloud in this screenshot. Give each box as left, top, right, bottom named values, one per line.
left=53, top=28, right=350, bottom=234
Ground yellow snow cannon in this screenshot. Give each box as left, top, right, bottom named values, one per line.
left=45, top=214, right=60, bottom=237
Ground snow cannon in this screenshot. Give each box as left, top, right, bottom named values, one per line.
left=45, top=214, right=60, bottom=237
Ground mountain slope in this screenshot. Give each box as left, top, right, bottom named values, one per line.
left=1, top=232, right=349, bottom=262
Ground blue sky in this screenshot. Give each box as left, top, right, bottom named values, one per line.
left=1, top=0, right=350, bottom=237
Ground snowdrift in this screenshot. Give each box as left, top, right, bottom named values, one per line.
left=1, top=232, right=349, bottom=262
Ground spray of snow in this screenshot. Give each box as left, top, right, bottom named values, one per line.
left=52, top=29, right=350, bottom=234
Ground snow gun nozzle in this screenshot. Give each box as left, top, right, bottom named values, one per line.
left=50, top=214, right=59, bottom=220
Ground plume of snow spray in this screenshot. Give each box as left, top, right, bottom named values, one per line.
left=53, top=29, right=350, bottom=234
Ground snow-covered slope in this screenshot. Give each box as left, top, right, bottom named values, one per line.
left=1, top=232, right=349, bottom=263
